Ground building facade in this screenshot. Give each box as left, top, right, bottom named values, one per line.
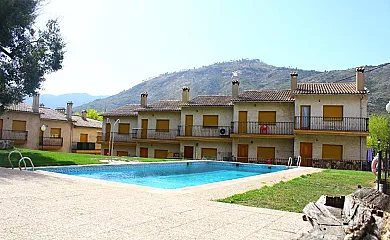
left=99, top=67, right=369, bottom=168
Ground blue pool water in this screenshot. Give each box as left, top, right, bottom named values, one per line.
left=38, top=161, right=291, bottom=189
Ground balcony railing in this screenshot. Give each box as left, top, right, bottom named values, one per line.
left=72, top=142, right=96, bottom=150
left=294, top=116, right=369, bottom=132
left=178, top=125, right=231, bottom=138
left=98, top=132, right=136, bottom=143
left=0, top=129, right=28, bottom=141
left=231, top=122, right=294, bottom=135
left=39, top=137, right=63, bottom=146
left=133, top=129, right=179, bottom=140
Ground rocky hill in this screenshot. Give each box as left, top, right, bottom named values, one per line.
left=74, top=59, right=390, bottom=114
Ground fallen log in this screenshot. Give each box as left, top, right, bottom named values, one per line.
left=298, top=188, right=389, bottom=240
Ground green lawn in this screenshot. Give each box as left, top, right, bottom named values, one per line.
left=218, top=169, right=376, bottom=213
left=0, top=148, right=184, bottom=168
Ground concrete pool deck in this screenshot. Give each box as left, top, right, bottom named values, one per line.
left=0, top=166, right=322, bottom=239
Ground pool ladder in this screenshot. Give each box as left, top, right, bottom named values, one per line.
left=8, top=150, right=35, bottom=171
left=287, top=156, right=302, bottom=169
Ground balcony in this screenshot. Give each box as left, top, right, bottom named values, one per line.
left=72, top=141, right=101, bottom=154
left=294, top=116, right=369, bottom=135
left=133, top=129, right=179, bottom=142
left=178, top=125, right=231, bottom=139
left=39, top=137, right=63, bottom=149
left=231, top=122, right=294, bottom=138
left=0, top=129, right=28, bottom=142
left=97, top=132, right=136, bottom=143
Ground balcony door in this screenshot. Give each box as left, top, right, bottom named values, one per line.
left=105, top=123, right=111, bottom=141
left=300, top=106, right=311, bottom=129
left=238, top=111, right=247, bottom=133
left=237, top=144, right=248, bottom=163
left=0, top=119, right=2, bottom=139
left=300, top=142, right=312, bottom=167
left=141, top=119, right=148, bottom=139
left=185, top=115, right=193, bottom=136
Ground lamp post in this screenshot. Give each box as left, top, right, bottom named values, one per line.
left=40, top=125, right=46, bottom=150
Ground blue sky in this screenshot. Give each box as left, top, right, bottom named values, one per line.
left=37, top=0, right=390, bottom=95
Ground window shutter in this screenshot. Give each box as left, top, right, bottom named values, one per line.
left=203, top=115, right=218, bottom=127
left=257, top=147, right=275, bottom=159
left=258, top=111, right=276, bottom=124
left=118, top=123, right=130, bottom=134
left=323, top=106, right=343, bottom=120
left=154, top=149, right=168, bottom=159
left=156, top=120, right=169, bottom=132
left=201, top=148, right=217, bottom=158
left=12, top=120, right=26, bottom=131
left=50, top=128, right=61, bottom=137
left=322, top=144, right=343, bottom=160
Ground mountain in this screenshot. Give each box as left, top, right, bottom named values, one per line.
left=73, top=59, right=390, bottom=114
left=25, top=93, right=109, bottom=109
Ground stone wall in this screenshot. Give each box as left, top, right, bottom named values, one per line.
left=0, top=140, right=14, bottom=150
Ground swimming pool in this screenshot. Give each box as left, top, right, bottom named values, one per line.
left=38, top=161, right=292, bottom=189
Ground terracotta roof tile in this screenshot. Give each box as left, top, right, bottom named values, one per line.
left=233, top=90, right=294, bottom=102
left=39, top=107, right=69, bottom=121
left=136, top=100, right=181, bottom=112
left=182, top=96, right=233, bottom=107
left=72, top=116, right=102, bottom=128
left=293, top=83, right=366, bottom=95
left=101, top=104, right=140, bottom=117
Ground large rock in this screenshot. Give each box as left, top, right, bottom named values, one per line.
left=0, top=140, right=14, bottom=150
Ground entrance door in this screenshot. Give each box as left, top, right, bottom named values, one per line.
left=237, top=144, right=249, bottom=163
left=300, top=106, right=311, bottom=129
left=141, top=119, right=148, bottom=139
left=185, top=115, right=193, bottom=136
left=300, top=142, right=313, bottom=167
left=140, top=147, right=148, bottom=158
left=238, top=111, right=247, bottom=133
left=80, top=134, right=88, bottom=142
left=184, top=146, right=194, bottom=159
left=105, top=123, right=111, bottom=141
left=103, top=149, right=109, bottom=156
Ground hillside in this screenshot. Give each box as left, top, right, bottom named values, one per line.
left=74, top=59, right=390, bottom=114
left=25, top=93, right=109, bottom=109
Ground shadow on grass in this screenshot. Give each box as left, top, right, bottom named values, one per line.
left=0, top=149, right=101, bottom=168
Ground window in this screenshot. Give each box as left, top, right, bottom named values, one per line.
left=12, top=120, right=26, bottom=131
left=257, top=147, right=275, bottom=160
left=323, top=105, right=343, bottom=121
left=203, top=115, right=218, bottom=127
left=80, top=133, right=88, bottom=142
left=117, top=151, right=128, bottom=157
left=118, top=123, right=130, bottom=134
left=201, top=148, right=217, bottom=159
left=258, top=111, right=276, bottom=124
left=156, top=120, right=169, bottom=132
left=50, top=128, right=61, bottom=137
left=154, top=149, right=168, bottom=159
left=322, top=144, right=343, bottom=160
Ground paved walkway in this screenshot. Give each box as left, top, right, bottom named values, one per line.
left=0, top=166, right=321, bottom=240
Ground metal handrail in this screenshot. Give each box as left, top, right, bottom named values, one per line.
left=8, top=150, right=23, bottom=169
left=18, top=157, right=34, bottom=171
left=297, top=156, right=302, bottom=167
left=287, top=157, right=293, bottom=169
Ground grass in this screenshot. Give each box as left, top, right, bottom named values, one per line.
left=0, top=148, right=184, bottom=168
left=218, top=169, right=376, bottom=213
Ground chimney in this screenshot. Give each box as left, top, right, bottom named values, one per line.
left=66, top=101, right=73, bottom=121
left=81, top=110, right=87, bottom=120
left=55, top=107, right=66, bottom=114
left=140, top=92, right=148, bottom=108
left=182, top=87, right=190, bottom=103
left=356, top=66, right=365, bottom=91
left=32, top=94, right=39, bottom=113
left=290, top=72, right=298, bottom=90
left=232, top=79, right=240, bottom=98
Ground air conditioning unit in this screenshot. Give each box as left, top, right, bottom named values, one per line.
left=219, top=127, right=230, bottom=136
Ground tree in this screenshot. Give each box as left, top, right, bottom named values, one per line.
left=75, top=107, right=104, bottom=121
left=0, top=0, right=65, bottom=112
left=367, top=114, right=389, bottom=152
